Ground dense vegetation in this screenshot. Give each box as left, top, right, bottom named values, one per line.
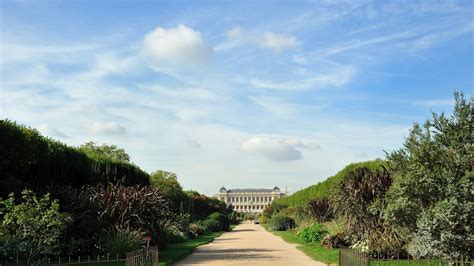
left=0, top=120, right=239, bottom=265
left=263, top=92, right=473, bottom=259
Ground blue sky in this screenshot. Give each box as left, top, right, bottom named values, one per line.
left=1, top=0, right=473, bottom=195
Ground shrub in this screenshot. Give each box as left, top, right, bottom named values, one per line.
left=207, top=212, right=230, bottom=231
left=307, top=198, right=333, bottom=222
left=188, top=223, right=206, bottom=238
left=103, top=227, right=144, bottom=258
left=321, top=233, right=347, bottom=248
left=296, top=223, right=328, bottom=243
left=164, top=226, right=188, bottom=243
left=267, top=213, right=295, bottom=231
left=0, top=190, right=70, bottom=265
left=258, top=215, right=268, bottom=224
left=202, top=219, right=222, bottom=232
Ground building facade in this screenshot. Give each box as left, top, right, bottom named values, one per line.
left=217, top=186, right=285, bottom=213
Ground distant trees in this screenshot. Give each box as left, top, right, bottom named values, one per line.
left=78, top=141, right=130, bottom=163
left=0, top=190, right=70, bottom=265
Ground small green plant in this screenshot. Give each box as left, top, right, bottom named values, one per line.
left=164, top=226, right=188, bottom=243
left=103, top=226, right=144, bottom=257
left=296, top=223, right=328, bottom=243
left=267, top=213, right=295, bottom=231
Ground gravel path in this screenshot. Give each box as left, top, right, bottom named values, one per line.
left=175, top=222, right=325, bottom=265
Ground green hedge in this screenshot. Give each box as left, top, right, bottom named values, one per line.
left=0, top=119, right=149, bottom=197
left=272, top=159, right=387, bottom=208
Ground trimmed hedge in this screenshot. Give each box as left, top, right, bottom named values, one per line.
left=0, top=119, right=150, bottom=197
left=272, top=159, right=387, bottom=208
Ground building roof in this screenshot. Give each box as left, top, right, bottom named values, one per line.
left=224, top=188, right=280, bottom=193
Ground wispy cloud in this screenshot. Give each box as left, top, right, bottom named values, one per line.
left=84, top=121, right=127, bottom=136
left=248, top=66, right=354, bottom=91
left=215, top=26, right=299, bottom=53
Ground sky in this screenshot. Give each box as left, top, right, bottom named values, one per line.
left=1, top=0, right=473, bottom=195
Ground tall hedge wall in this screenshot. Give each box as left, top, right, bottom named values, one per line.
left=272, top=159, right=387, bottom=208
left=0, top=119, right=149, bottom=197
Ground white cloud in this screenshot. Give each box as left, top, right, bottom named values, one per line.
left=240, top=136, right=319, bottom=161
left=216, top=26, right=299, bottom=53
left=37, top=124, right=68, bottom=138
left=85, top=121, right=127, bottom=135
left=260, top=32, right=299, bottom=52
left=249, top=66, right=354, bottom=90
left=142, top=25, right=214, bottom=67
left=250, top=96, right=302, bottom=118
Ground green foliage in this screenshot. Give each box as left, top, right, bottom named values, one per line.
left=207, top=212, right=230, bottom=231
left=187, top=223, right=207, bottom=238
left=0, top=190, right=70, bottom=265
left=272, top=159, right=387, bottom=208
left=333, top=163, right=394, bottom=250
left=103, top=227, right=144, bottom=258
left=78, top=141, right=130, bottom=163
left=0, top=119, right=150, bottom=198
left=296, top=223, right=328, bottom=243
left=202, top=219, right=222, bottom=232
left=321, top=233, right=347, bottom=248
left=165, top=226, right=188, bottom=243
left=307, top=198, right=333, bottom=222
left=150, top=170, right=189, bottom=211
left=85, top=184, right=176, bottom=249
left=407, top=171, right=473, bottom=258
left=258, top=214, right=268, bottom=224
left=384, top=92, right=473, bottom=256
left=187, top=192, right=227, bottom=221
left=269, top=229, right=339, bottom=264
left=267, top=213, right=295, bottom=231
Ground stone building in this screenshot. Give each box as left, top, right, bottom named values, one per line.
left=217, top=186, right=286, bottom=213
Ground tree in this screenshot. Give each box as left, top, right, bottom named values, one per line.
left=78, top=141, right=130, bottom=163
left=150, top=170, right=189, bottom=211
left=0, top=190, right=70, bottom=265
left=407, top=172, right=473, bottom=258
left=384, top=92, right=473, bottom=257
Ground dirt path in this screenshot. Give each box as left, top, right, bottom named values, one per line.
left=175, top=222, right=325, bottom=265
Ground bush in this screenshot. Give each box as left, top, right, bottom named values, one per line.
left=296, top=223, right=328, bottom=243
left=267, top=214, right=295, bottom=231
left=188, top=223, right=206, bottom=238
left=103, top=227, right=144, bottom=258
left=207, top=212, right=230, bottom=231
left=321, top=233, right=347, bottom=248
left=202, top=219, right=222, bottom=232
left=165, top=226, right=188, bottom=243
left=307, top=198, right=333, bottom=222
left=258, top=215, right=268, bottom=224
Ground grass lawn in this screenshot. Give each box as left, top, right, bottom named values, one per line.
left=158, top=231, right=224, bottom=265
left=263, top=225, right=339, bottom=265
